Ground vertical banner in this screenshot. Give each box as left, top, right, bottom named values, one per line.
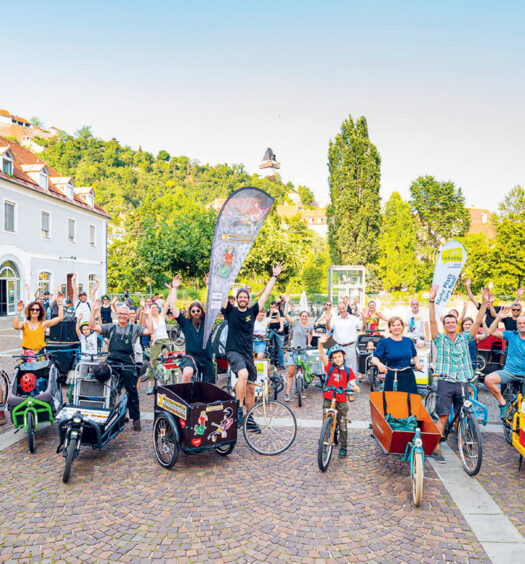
left=203, top=187, right=274, bottom=347
left=432, top=240, right=468, bottom=320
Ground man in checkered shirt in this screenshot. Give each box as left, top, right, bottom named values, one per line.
left=428, top=285, right=491, bottom=463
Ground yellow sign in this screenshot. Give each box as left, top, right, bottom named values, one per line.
left=157, top=394, right=187, bottom=419
left=442, top=248, right=463, bottom=263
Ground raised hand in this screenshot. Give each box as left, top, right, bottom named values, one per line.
left=319, top=333, right=329, bottom=344
left=16, top=300, right=24, bottom=314
left=172, top=275, right=181, bottom=289
left=272, top=262, right=285, bottom=277
left=56, top=293, right=64, bottom=305
left=93, top=298, right=102, bottom=311
left=518, top=287, right=525, bottom=300
left=428, top=285, right=439, bottom=301
left=77, top=312, right=83, bottom=321
left=94, top=274, right=100, bottom=283
left=481, top=287, right=492, bottom=304
left=284, top=293, right=291, bottom=303
left=112, top=296, right=118, bottom=304
left=465, top=278, right=472, bottom=288
left=497, top=306, right=511, bottom=319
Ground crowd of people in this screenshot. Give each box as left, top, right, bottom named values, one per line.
left=4, top=267, right=525, bottom=466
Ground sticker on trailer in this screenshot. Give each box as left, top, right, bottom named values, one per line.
left=206, top=404, right=224, bottom=412
left=255, top=360, right=268, bottom=374
left=56, top=407, right=110, bottom=424
left=157, top=394, right=187, bottom=419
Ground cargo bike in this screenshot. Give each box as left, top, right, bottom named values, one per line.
left=55, top=357, right=132, bottom=483
left=7, top=350, right=63, bottom=453
left=370, top=390, right=441, bottom=506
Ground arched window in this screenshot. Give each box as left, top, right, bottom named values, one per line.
left=0, top=261, right=20, bottom=315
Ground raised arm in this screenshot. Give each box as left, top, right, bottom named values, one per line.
left=325, top=309, right=333, bottom=331
left=75, top=312, right=83, bottom=338
left=141, top=307, right=154, bottom=336
left=167, top=275, right=181, bottom=318
left=111, top=296, right=118, bottom=313
left=283, top=295, right=294, bottom=324
left=486, top=305, right=510, bottom=340
left=470, top=287, right=490, bottom=337
left=13, top=301, right=25, bottom=330
left=90, top=274, right=100, bottom=302
left=428, top=285, right=439, bottom=340
left=72, top=273, right=79, bottom=302
left=458, top=301, right=467, bottom=326
left=44, top=294, right=64, bottom=328
left=89, top=298, right=103, bottom=334
left=257, top=262, right=285, bottom=311
left=465, top=278, right=480, bottom=308
left=318, top=334, right=329, bottom=367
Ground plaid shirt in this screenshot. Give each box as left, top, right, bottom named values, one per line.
left=433, top=331, right=474, bottom=383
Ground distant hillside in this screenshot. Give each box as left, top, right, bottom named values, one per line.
left=37, top=126, right=298, bottom=217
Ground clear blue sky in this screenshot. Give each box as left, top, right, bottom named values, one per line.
left=2, top=0, right=524, bottom=210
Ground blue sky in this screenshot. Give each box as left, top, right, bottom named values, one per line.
left=1, top=0, right=524, bottom=210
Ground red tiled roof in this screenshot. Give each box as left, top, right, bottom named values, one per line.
left=0, top=109, right=10, bottom=118
left=10, top=115, right=30, bottom=125
left=0, top=136, right=110, bottom=219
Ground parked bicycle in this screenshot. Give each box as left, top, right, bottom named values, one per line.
left=285, top=345, right=322, bottom=407
left=501, top=376, right=525, bottom=447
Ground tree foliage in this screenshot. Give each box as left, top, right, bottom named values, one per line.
left=327, top=115, right=381, bottom=266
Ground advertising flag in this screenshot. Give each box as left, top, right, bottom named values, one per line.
left=203, top=187, right=274, bottom=347
left=432, top=240, right=468, bottom=320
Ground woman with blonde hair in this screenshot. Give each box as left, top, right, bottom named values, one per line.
left=371, top=316, right=422, bottom=395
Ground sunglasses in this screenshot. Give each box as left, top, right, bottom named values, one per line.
left=191, top=309, right=202, bottom=314
left=30, top=307, right=41, bottom=312
left=512, top=308, right=521, bottom=312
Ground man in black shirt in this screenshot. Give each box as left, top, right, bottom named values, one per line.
left=500, top=302, right=523, bottom=332
left=466, top=279, right=523, bottom=326
left=222, top=262, right=284, bottom=426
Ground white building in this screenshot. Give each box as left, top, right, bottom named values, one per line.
left=0, top=136, right=110, bottom=316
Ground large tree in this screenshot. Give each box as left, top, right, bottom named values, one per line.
left=378, top=192, right=418, bottom=291
left=327, top=115, right=381, bottom=266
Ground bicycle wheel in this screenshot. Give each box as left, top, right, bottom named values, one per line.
left=502, top=385, right=517, bottom=445
left=153, top=413, right=180, bottom=469
left=368, top=366, right=376, bottom=392
left=424, top=389, right=438, bottom=422
left=318, top=414, right=335, bottom=472
left=458, top=410, right=483, bottom=476
left=412, top=450, right=424, bottom=506
left=63, top=434, right=78, bottom=483
left=222, top=385, right=234, bottom=396
left=215, top=442, right=235, bottom=456
left=476, top=354, right=486, bottom=372
left=0, top=370, right=9, bottom=410
left=296, top=370, right=303, bottom=407
left=243, top=400, right=297, bottom=455
left=27, top=411, right=35, bottom=453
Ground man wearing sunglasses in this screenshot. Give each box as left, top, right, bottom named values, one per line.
left=221, top=262, right=285, bottom=430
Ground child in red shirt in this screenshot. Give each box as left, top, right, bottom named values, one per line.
left=318, top=334, right=359, bottom=458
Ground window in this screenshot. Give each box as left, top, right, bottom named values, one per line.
left=2, top=155, right=13, bottom=175
left=88, top=274, right=96, bottom=295
left=68, top=219, right=75, bottom=242
left=39, top=170, right=48, bottom=190
left=89, top=225, right=96, bottom=246
left=41, top=211, right=50, bottom=238
left=4, top=201, right=15, bottom=232
left=65, top=184, right=74, bottom=200
left=38, top=271, right=51, bottom=294
left=87, top=193, right=94, bottom=207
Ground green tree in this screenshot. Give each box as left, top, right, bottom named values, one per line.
left=457, top=233, right=495, bottom=293
left=157, top=150, right=170, bottom=161
left=30, top=116, right=44, bottom=128
left=377, top=192, right=418, bottom=291
left=298, top=185, right=315, bottom=207
left=327, top=115, right=381, bottom=266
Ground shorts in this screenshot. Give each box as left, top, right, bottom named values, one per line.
left=178, top=355, right=198, bottom=374
left=253, top=341, right=267, bottom=355
left=226, top=351, right=258, bottom=383
left=494, top=369, right=525, bottom=389
left=287, top=351, right=301, bottom=367
left=435, top=380, right=465, bottom=417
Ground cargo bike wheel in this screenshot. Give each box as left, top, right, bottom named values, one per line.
left=215, top=442, right=236, bottom=456
left=243, top=400, right=297, bottom=456
left=153, top=413, right=180, bottom=468
left=63, top=434, right=78, bottom=483
left=458, top=410, right=482, bottom=476
left=26, top=411, right=35, bottom=453
left=411, top=450, right=424, bottom=506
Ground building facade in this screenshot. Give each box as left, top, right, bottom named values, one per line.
left=0, top=136, right=110, bottom=316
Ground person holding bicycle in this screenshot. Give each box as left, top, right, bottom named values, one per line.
left=267, top=301, right=285, bottom=368
left=318, top=334, right=359, bottom=458
left=253, top=309, right=270, bottom=359
left=429, top=285, right=490, bottom=463
left=371, top=317, right=422, bottom=394
left=90, top=299, right=153, bottom=432
left=283, top=294, right=313, bottom=402
left=484, top=307, right=525, bottom=418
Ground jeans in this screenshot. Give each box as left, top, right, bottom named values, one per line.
left=111, top=364, right=140, bottom=421
left=269, top=330, right=284, bottom=366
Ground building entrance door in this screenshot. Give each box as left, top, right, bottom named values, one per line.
left=0, top=261, right=20, bottom=316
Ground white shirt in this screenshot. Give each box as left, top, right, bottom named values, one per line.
left=75, top=299, right=92, bottom=320
left=331, top=314, right=361, bottom=345
left=405, top=309, right=427, bottom=340
left=80, top=332, right=98, bottom=359
left=254, top=317, right=270, bottom=337
left=152, top=316, right=169, bottom=341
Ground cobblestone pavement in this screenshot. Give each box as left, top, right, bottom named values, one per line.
left=0, top=318, right=520, bottom=562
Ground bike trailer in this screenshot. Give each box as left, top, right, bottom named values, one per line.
left=155, top=382, right=238, bottom=452
left=305, top=349, right=324, bottom=376
left=514, top=398, right=525, bottom=457
left=370, top=391, right=440, bottom=456
left=356, top=334, right=384, bottom=374
left=414, top=344, right=432, bottom=386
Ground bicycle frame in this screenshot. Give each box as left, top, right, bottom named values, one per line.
left=402, top=427, right=425, bottom=482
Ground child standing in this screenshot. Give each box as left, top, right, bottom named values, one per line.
left=318, top=334, right=359, bottom=458
left=75, top=314, right=99, bottom=376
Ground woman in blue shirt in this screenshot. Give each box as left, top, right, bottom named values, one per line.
left=371, top=317, right=422, bottom=394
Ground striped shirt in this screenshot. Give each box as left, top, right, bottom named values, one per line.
left=433, top=331, right=474, bottom=383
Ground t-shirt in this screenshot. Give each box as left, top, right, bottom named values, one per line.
left=365, top=313, right=381, bottom=334
left=502, top=330, right=525, bottom=375
left=75, top=299, right=92, bottom=320
left=291, top=322, right=313, bottom=348
left=405, top=310, right=427, bottom=340
left=221, top=301, right=260, bottom=357
left=100, top=323, right=145, bottom=346
left=331, top=314, right=361, bottom=345
left=373, top=337, right=416, bottom=370
left=254, top=317, right=270, bottom=337
left=323, top=362, right=355, bottom=402
left=175, top=313, right=212, bottom=359
left=475, top=302, right=500, bottom=327
left=79, top=332, right=98, bottom=360
left=502, top=317, right=518, bottom=332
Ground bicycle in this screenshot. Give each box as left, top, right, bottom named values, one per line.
left=501, top=375, right=525, bottom=446
left=0, top=369, right=9, bottom=412
left=285, top=346, right=318, bottom=407
left=318, top=385, right=355, bottom=471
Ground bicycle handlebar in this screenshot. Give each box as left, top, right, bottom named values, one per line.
left=323, top=385, right=356, bottom=395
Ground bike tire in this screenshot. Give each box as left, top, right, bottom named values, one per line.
left=222, top=385, right=234, bottom=396
left=424, top=389, right=438, bottom=422
left=215, top=442, right=235, bottom=456
left=412, top=451, right=424, bottom=506
left=296, top=370, right=303, bottom=407
left=0, top=370, right=9, bottom=410
left=458, top=410, right=483, bottom=476
left=27, top=411, right=35, bottom=454
left=63, top=435, right=77, bottom=483
left=243, top=400, right=297, bottom=456
left=476, top=354, right=486, bottom=372
left=318, top=414, right=335, bottom=472
left=368, top=367, right=376, bottom=392
left=153, top=413, right=180, bottom=469
left=502, top=385, right=517, bottom=445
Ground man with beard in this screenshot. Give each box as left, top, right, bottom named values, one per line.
left=221, top=262, right=285, bottom=429
left=168, top=275, right=216, bottom=384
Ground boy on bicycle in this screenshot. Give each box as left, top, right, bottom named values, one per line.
left=318, top=334, right=359, bottom=458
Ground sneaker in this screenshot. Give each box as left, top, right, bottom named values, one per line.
left=237, top=409, right=244, bottom=427
left=431, top=452, right=445, bottom=464
left=133, top=420, right=142, bottom=432
left=146, top=386, right=153, bottom=395
left=0, top=411, right=5, bottom=426
left=338, top=448, right=347, bottom=458
left=246, top=414, right=262, bottom=434
left=500, top=403, right=509, bottom=420
left=284, top=393, right=291, bottom=402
